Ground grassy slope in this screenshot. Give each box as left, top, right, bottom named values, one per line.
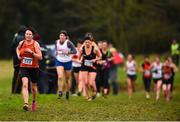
left=0, top=59, right=179, bottom=121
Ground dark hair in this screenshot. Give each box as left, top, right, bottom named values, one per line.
left=102, top=40, right=108, bottom=44
left=60, top=30, right=68, bottom=37
left=26, top=27, right=36, bottom=35
left=165, top=56, right=171, bottom=60
left=97, top=40, right=102, bottom=43
left=127, top=53, right=134, bottom=59
left=83, top=36, right=91, bottom=41
left=77, top=38, right=84, bottom=44
left=156, top=55, right=160, bottom=59
left=144, top=55, right=149, bottom=59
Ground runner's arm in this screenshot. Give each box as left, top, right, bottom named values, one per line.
left=16, top=41, right=24, bottom=60
left=92, top=48, right=102, bottom=63
left=33, top=41, right=42, bottom=60
left=172, top=63, right=178, bottom=72
left=67, top=41, right=77, bottom=54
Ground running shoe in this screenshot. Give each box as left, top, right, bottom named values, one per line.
left=66, top=92, right=69, bottom=100
left=146, top=94, right=150, bottom=99
left=77, top=92, right=81, bottom=96
left=71, top=93, right=77, bottom=96
left=92, top=92, right=97, bottom=100
left=58, top=91, right=63, bottom=99
left=87, top=97, right=92, bottom=101
left=92, top=95, right=96, bottom=100
left=97, top=93, right=100, bottom=97
left=23, top=103, right=29, bottom=111
left=31, top=102, right=36, bottom=112
left=156, top=96, right=159, bottom=101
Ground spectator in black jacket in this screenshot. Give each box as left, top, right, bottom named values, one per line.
left=11, top=25, right=27, bottom=93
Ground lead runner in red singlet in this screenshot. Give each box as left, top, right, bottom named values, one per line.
left=16, top=29, right=42, bottom=111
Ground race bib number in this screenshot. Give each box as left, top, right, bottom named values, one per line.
left=84, top=60, right=93, bottom=67
left=144, top=70, right=150, bottom=76
left=22, top=57, right=33, bottom=65
left=58, top=51, right=63, bottom=54
left=164, top=74, right=170, bottom=80
left=58, top=51, right=68, bottom=57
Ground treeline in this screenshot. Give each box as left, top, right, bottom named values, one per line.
left=0, top=0, right=180, bottom=58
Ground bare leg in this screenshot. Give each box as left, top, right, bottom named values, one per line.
left=56, top=66, right=64, bottom=96
left=78, top=71, right=84, bottom=94
left=22, top=77, right=29, bottom=104
left=31, top=82, right=37, bottom=101
left=127, top=78, right=133, bottom=98
left=89, top=72, right=97, bottom=99
left=156, top=80, right=162, bottom=101
left=22, top=77, right=29, bottom=111
left=81, top=71, right=90, bottom=99
left=132, top=80, right=136, bottom=92
left=65, top=70, right=71, bottom=92
left=162, top=84, right=167, bottom=98
left=166, top=84, right=171, bottom=101
left=31, top=82, right=37, bottom=111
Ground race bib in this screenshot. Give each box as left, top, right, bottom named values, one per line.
left=129, top=68, right=135, bottom=72
left=58, top=51, right=68, bottom=57
left=58, top=51, right=63, bottom=54
left=84, top=60, right=93, bottom=67
left=164, top=74, right=171, bottom=80
left=144, top=70, right=150, bottom=76
left=22, top=57, right=33, bottom=65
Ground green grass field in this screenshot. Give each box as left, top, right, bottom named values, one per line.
left=0, top=59, right=180, bottom=121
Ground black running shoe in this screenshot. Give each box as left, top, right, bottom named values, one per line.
left=23, top=103, right=29, bottom=111
left=66, top=92, right=69, bottom=100
left=92, top=95, right=96, bottom=100
left=92, top=92, right=97, bottom=100
left=77, top=92, right=81, bottom=96
left=58, top=91, right=63, bottom=99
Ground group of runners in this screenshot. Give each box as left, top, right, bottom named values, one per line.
left=126, top=54, right=178, bottom=101
left=16, top=29, right=178, bottom=112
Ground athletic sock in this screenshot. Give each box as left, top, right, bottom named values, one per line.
left=59, top=91, right=63, bottom=96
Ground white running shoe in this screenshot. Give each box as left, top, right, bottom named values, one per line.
left=97, top=93, right=100, bottom=97
left=146, top=94, right=150, bottom=99
left=71, top=93, right=77, bottom=96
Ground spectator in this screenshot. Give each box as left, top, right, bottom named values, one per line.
left=11, top=25, right=27, bottom=94
left=109, top=44, right=120, bottom=95
left=34, top=33, right=47, bottom=94
left=171, top=39, right=179, bottom=66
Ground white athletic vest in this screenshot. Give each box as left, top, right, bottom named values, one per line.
left=126, top=60, right=136, bottom=75
left=72, top=48, right=81, bottom=67
left=152, top=62, right=162, bottom=79
left=56, top=40, right=72, bottom=62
